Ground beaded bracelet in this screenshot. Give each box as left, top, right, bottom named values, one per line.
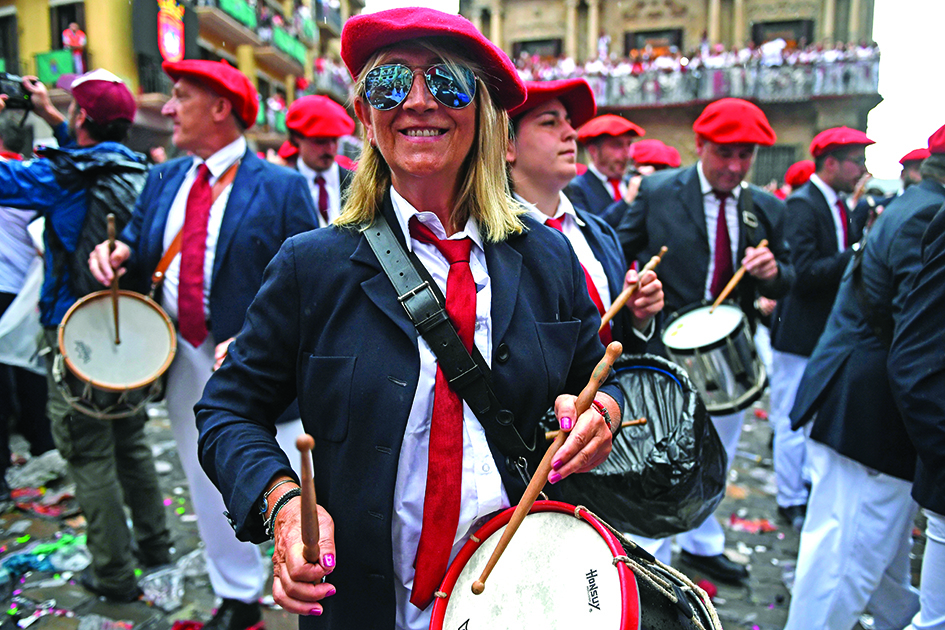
left=264, top=487, right=301, bottom=540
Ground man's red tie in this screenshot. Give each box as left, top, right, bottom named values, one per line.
left=709, top=191, right=735, bottom=299
left=545, top=216, right=613, bottom=344
left=314, top=175, right=329, bottom=224
left=178, top=164, right=212, bottom=347
left=836, top=199, right=850, bottom=249
left=407, top=218, right=475, bottom=610
left=609, top=178, right=622, bottom=202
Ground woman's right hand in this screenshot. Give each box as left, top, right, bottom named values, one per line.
left=271, top=499, right=338, bottom=616
left=88, top=240, right=130, bottom=286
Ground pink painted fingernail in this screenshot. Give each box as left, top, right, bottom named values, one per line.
left=325, top=586, right=336, bottom=597
left=549, top=472, right=562, bottom=484
left=322, top=553, right=336, bottom=569
left=552, top=459, right=563, bottom=471
left=559, top=416, right=573, bottom=431
left=310, top=608, right=321, bottom=616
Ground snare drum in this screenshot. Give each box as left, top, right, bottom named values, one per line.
left=56, top=290, right=176, bottom=420
left=431, top=501, right=720, bottom=630
left=661, top=303, right=766, bottom=415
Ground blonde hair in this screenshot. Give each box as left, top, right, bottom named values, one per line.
left=336, top=39, right=525, bottom=242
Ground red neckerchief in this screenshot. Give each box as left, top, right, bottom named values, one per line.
left=0, top=150, right=23, bottom=161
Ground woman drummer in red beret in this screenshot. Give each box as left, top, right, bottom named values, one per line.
left=195, top=8, right=624, bottom=629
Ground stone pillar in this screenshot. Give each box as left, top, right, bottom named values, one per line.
left=286, top=74, right=296, bottom=104
left=708, top=0, right=722, bottom=44
left=587, top=0, right=600, bottom=61
left=848, top=0, right=862, bottom=41
left=341, top=0, right=351, bottom=25
left=83, top=0, right=138, bottom=89
left=565, top=0, right=578, bottom=61
left=237, top=44, right=257, bottom=90
left=823, top=0, right=836, bottom=41
left=470, top=4, right=483, bottom=33
left=733, top=0, right=745, bottom=45
left=489, top=0, right=503, bottom=50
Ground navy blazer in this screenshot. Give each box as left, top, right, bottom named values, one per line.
left=195, top=198, right=623, bottom=629
left=121, top=148, right=318, bottom=342
left=791, top=179, right=945, bottom=481
left=616, top=165, right=793, bottom=336
left=889, top=200, right=945, bottom=514
left=566, top=170, right=630, bottom=227
left=770, top=180, right=865, bottom=357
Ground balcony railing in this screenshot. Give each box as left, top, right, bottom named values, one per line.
left=272, top=27, right=306, bottom=67
left=584, top=60, right=879, bottom=108
left=217, top=0, right=257, bottom=30
left=138, top=54, right=174, bottom=95
left=314, top=1, right=342, bottom=35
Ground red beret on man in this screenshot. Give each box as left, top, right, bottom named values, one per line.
left=899, top=148, right=931, bottom=164
left=340, top=7, right=525, bottom=110
left=631, top=139, right=681, bottom=168
left=784, top=160, right=815, bottom=188
left=809, top=126, right=874, bottom=158
left=693, top=98, right=776, bottom=146
left=277, top=140, right=299, bottom=160
left=163, top=59, right=258, bottom=129
left=928, top=124, right=945, bottom=154
left=576, top=114, right=645, bottom=144
left=508, top=79, right=596, bottom=129
left=285, top=95, right=355, bottom=138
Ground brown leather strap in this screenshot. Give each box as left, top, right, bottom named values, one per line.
left=149, top=160, right=240, bottom=297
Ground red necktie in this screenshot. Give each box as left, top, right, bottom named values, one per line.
left=709, top=191, right=734, bottom=299
left=314, top=175, right=329, bottom=224
left=608, top=178, right=622, bottom=201
left=545, top=216, right=613, bottom=345
left=407, top=218, right=475, bottom=610
left=836, top=199, right=850, bottom=249
left=178, top=164, right=212, bottom=347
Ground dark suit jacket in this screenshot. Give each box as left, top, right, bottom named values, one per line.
left=770, top=180, right=865, bottom=356
left=615, top=165, right=793, bottom=345
left=195, top=199, right=623, bottom=629
left=567, top=170, right=630, bottom=228
left=791, top=179, right=945, bottom=481
left=121, top=148, right=318, bottom=342
left=889, top=199, right=945, bottom=514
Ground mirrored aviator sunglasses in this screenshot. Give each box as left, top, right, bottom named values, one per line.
left=364, top=64, right=477, bottom=111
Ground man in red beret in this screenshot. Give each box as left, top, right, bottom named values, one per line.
left=784, top=124, right=945, bottom=630
left=285, top=95, right=356, bottom=228
left=767, top=126, right=874, bottom=537
left=89, top=59, right=318, bottom=630
left=900, top=147, right=930, bottom=191
left=616, top=97, right=794, bottom=584
left=630, top=139, right=682, bottom=174
left=566, top=113, right=646, bottom=227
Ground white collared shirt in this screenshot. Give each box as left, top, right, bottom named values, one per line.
left=160, top=136, right=245, bottom=321
left=809, top=173, right=848, bottom=252
left=588, top=162, right=626, bottom=200
left=698, top=161, right=742, bottom=301
left=297, top=159, right=341, bottom=228
left=389, top=187, right=509, bottom=630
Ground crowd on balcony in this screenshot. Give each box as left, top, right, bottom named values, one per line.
left=516, top=39, right=880, bottom=106
left=195, top=0, right=332, bottom=44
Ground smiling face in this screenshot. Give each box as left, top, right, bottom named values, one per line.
left=696, top=137, right=757, bottom=192
left=354, top=47, right=477, bottom=196
left=508, top=98, right=578, bottom=193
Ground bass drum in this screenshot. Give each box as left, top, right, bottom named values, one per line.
left=56, top=290, right=176, bottom=420
left=548, top=353, right=727, bottom=539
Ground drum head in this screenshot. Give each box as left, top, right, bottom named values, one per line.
left=60, top=291, right=176, bottom=391
left=432, top=501, right=638, bottom=630
left=662, top=303, right=743, bottom=350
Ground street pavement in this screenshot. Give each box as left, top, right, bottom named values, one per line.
left=0, top=397, right=925, bottom=630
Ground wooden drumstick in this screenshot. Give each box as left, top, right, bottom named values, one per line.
left=599, top=246, right=667, bottom=332
left=295, top=434, right=320, bottom=565
left=471, top=341, right=623, bottom=595
left=709, top=239, right=768, bottom=314
left=107, top=214, right=120, bottom=345
left=545, top=417, right=647, bottom=441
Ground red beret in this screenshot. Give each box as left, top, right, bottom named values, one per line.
left=340, top=7, right=525, bottom=111
left=277, top=141, right=298, bottom=160
left=693, top=98, right=776, bottom=146
left=508, top=79, right=596, bottom=129
left=809, top=126, right=874, bottom=157
left=335, top=154, right=357, bottom=171
left=900, top=148, right=931, bottom=164
left=577, top=114, right=645, bottom=144
left=286, top=95, right=355, bottom=138
left=163, top=59, right=258, bottom=129
left=631, top=139, right=681, bottom=168
left=928, top=124, right=945, bottom=154
left=784, top=160, right=815, bottom=187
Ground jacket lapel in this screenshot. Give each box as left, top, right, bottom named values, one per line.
left=212, top=148, right=261, bottom=285
left=485, top=231, right=523, bottom=348
left=148, top=160, right=189, bottom=264
left=678, top=165, right=708, bottom=244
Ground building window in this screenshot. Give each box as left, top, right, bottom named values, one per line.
left=751, top=20, right=814, bottom=48
left=0, top=14, right=18, bottom=74
left=624, top=28, right=684, bottom=56
left=50, top=2, right=86, bottom=50
left=512, top=39, right=563, bottom=60
left=753, top=145, right=798, bottom=187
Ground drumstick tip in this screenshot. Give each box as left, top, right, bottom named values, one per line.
left=296, top=433, right=315, bottom=452
left=471, top=580, right=485, bottom=595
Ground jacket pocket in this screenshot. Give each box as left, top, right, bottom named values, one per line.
left=534, top=320, right=581, bottom=399
left=299, top=355, right=356, bottom=442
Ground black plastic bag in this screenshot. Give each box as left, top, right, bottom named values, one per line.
left=553, top=353, right=727, bottom=539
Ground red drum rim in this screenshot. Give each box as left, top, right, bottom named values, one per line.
left=58, top=290, right=178, bottom=393
left=430, top=500, right=640, bottom=630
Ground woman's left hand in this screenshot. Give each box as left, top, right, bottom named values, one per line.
left=547, top=393, right=616, bottom=483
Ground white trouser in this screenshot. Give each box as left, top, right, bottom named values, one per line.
left=908, top=510, right=945, bottom=630
left=628, top=410, right=744, bottom=561
left=753, top=324, right=773, bottom=379
left=784, top=441, right=919, bottom=630
left=167, top=334, right=304, bottom=603
left=769, top=350, right=810, bottom=508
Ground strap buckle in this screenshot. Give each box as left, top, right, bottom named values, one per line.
left=397, top=280, right=440, bottom=307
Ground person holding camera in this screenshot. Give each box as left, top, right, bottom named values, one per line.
left=0, top=70, right=171, bottom=602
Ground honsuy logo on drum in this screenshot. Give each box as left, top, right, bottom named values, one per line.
left=157, top=0, right=185, bottom=63
left=586, top=569, right=601, bottom=611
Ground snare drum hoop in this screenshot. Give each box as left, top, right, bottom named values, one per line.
left=58, top=290, right=177, bottom=393
left=661, top=301, right=747, bottom=356
left=429, top=500, right=639, bottom=630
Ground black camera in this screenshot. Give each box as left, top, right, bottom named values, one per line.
left=0, top=73, right=33, bottom=110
